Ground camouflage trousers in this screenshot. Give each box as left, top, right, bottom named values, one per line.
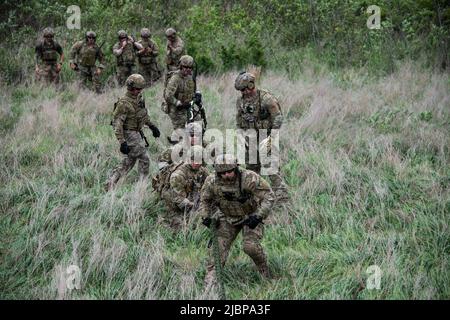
left=76, top=66, right=102, bottom=93
left=168, top=105, right=202, bottom=130
left=116, top=64, right=137, bottom=86
left=138, top=63, right=161, bottom=87
left=106, top=130, right=149, bottom=189
left=36, top=63, right=60, bottom=84
left=205, top=218, right=269, bottom=281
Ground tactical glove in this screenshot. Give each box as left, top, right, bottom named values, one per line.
left=202, top=217, right=219, bottom=229
left=120, top=141, right=130, bottom=154
left=149, top=125, right=160, bottom=138
left=244, top=215, right=263, bottom=229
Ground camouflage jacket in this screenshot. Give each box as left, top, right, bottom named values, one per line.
left=70, top=40, right=105, bottom=68
left=166, top=36, right=185, bottom=67
left=113, top=39, right=142, bottom=65
left=164, top=70, right=195, bottom=107
left=137, top=39, right=159, bottom=64
left=169, top=163, right=209, bottom=210
left=236, top=89, right=283, bottom=131
left=112, top=92, right=156, bottom=144
left=35, top=39, right=63, bottom=64
left=199, top=169, right=275, bottom=225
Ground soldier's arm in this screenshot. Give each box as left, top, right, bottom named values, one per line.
left=69, top=41, right=81, bottom=64
left=97, top=47, right=106, bottom=68
left=170, top=173, right=192, bottom=210
left=244, top=172, right=275, bottom=220
left=112, top=100, right=128, bottom=144
left=164, top=75, right=180, bottom=106
left=133, top=41, right=143, bottom=51
left=198, top=175, right=217, bottom=219
left=236, top=97, right=243, bottom=129
left=55, top=42, right=64, bottom=63
left=172, top=39, right=184, bottom=56
left=35, top=43, right=42, bottom=66
left=151, top=40, right=159, bottom=57
left=264, top=94, right=283, bottom=130
left=112, top=43, right=123, bottom=56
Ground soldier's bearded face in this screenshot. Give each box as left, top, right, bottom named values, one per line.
left=87, top=37, right=95, bottom=45
left=241, top=87, right=256, bottom=98
left=221, top=170, right=236, bottom=181
left=191, top=163, right=202, bottom=170
left=129, top=88, right=142, bottom=96
left=181, top=66, right=192, bottom=77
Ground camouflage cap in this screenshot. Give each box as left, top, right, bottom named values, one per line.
left=234, top=72, right=256, bottom=91
left=118, top=30, right=128, bottom=38
left=43, top=27, right=55, bottom=37
left=140, top=28, right=151, bottom=38
left=86, top=31, right=96, bottom=38
left=165, top=28, right=176, bottom=37
left=179, top=55, right=194, bottom=68
left=126, top=74, right=145, bottom=89
left=214, top=154, right=238, bottom=173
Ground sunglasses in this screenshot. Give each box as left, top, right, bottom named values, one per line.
left=87, top=36, right=96, bottom=39
left=182, top=66, right=193, bottom=70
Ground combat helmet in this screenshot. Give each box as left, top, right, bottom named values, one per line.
left=125, top=74, right=145, bottom=90
left=214, top=154, right=238, bottom=173
left=86, top=31, right=96, bottom=39
left=234, top=71, right=256, bottom=91
left=179, top=55, right=194, bottom=68
left=165, top=28, right=176, bottom=37
left=140, top=28, right=151, bottom=38
left=43, top=27, right=55, bottom=38
left=118, top=30, right=128, bottom=39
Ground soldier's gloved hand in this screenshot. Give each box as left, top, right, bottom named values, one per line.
left=120, top=142, right=130, bottom=155
left=244, top=215, right=263, bottom=229
left=149, top=125, right=160, bottom=138
left=202, top=217, right=212, bottom=228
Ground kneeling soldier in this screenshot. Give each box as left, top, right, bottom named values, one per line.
left=161, top=145, right=209, bottom=231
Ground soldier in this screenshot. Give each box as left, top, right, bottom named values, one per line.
left=35, top=27, right=64, bottom=84
left=105, top=74, right=161, bottom=191
left=234, top=71, right=288, bottom=202
left=199, top=154, right=275, bottom=287
left=161, top=145, right=209, bottom=231
left=69, top=31, right=106, bottom=93
left=163, top=55, right=201, bottom=131
left=137, top=28, right=161, bottom=87
left=165, top=28, right=186, bottom=73
left=157, top=121, right=204, bottom=170
left=112, top=30, right=143, bottom=86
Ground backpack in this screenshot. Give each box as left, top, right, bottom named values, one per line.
left=152, top=161, right=183, bottom=198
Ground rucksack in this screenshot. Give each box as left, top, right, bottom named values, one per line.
left=152, top=161, right=183, bottom=198
left=161, top=70, right=178, bottom=114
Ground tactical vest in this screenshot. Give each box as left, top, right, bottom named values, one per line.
left=79, top=43, right=99, bottom=67
left=138, top=40, right=154, bottom=64
left=112, top=94, right=148, bottom=131
left=117, top=43, right=136, bottom=65
left=40, top=41, right=58, bottom=63
left=212, top=172, right=258, bottom=217
left=238, top=90, right=277, bottom=130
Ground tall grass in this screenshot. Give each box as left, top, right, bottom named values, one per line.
left=0, top=61, right=449, bottom=299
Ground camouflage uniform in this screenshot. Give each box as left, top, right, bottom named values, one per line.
left=199, top=154, right=275, bottom=284
left=165, top=28, right=186, bottom=73
left=235, top=72, right=288, bottom=201
left=35, top=28, right=63, bottom=84
left=137, top=28, right=161, bottom=87
left=113, top=30, right=143, bottom=86
left=163, top=56, right=200, bottom=130
left=69, top=31, right=105, bottom=93
left=162, top=158, right=209, bottom=231
left=105, top=74, right=160, bottom=190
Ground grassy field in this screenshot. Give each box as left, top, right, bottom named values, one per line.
left=0, top=62, right=449, bottom=299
